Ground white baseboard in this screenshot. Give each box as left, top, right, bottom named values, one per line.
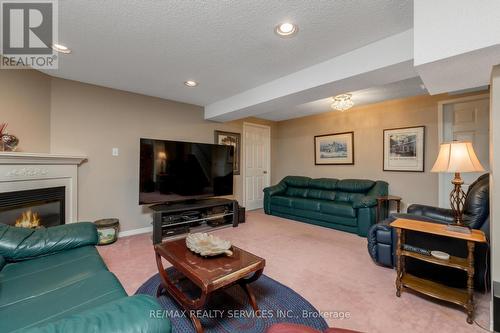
left=118, top=225, right=153, bottom=238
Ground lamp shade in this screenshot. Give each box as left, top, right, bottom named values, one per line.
left=431, top=141, right=485, bottom=173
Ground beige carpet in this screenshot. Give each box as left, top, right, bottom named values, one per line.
left=98, top=210, right=490, bottom=333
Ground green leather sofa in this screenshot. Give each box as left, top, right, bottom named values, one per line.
left=0, top=222, right=171, bottom=333
left=264, top=176, right=388, bottom=237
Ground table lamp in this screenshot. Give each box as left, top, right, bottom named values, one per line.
left=431, top=141, right=485, bottom=228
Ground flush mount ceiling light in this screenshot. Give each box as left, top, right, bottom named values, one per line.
left=184, top=80, right=198, bottom=87
left=275, top=22, right=298, bottom=37
left=331, top=94, right=354, bottom=111
left=52, top=43, right=71, bottom=54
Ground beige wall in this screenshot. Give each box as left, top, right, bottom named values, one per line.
left=0, top=70, right=51, bottom=152
left=273, top=94, right=483, bottom=209
left=49, top=78, right=276, bottom=231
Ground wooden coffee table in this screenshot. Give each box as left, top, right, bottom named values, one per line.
left=154, top=238, right=265, bottom=333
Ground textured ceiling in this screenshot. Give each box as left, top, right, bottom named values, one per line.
left=258, top=77, right=427, bottom=121
left=42, top=0, right=413, bottom=106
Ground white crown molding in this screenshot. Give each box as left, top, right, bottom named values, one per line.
left=0, top=152, right=87, bottom=165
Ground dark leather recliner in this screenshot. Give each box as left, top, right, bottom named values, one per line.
left=367, top=174, right=489, bottom=291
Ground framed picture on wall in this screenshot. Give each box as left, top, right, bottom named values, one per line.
left=314, top=131, right=354, bottom=165
left=214, top=130, right=241, bottom=175
left=383, top=126, right=425, bottom=172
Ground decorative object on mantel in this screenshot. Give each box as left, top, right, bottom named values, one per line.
left=214, top=130, right=241, bottom=175
left=431, top=141, right=485, bottom=231
left=383, top=126, right=425, bottom=172
left=94, top=218, right=120, bottom=245
left=186, top=232, right=233, bottom=257
left=0, top=123, right=19, bottom=151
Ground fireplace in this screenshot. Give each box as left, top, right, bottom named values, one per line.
left=0, top=187, right=65, bottom=228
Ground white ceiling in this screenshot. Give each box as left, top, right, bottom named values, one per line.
left=258, top=77, right=427, bottom=121
left=43, top=0, right=413, bottom=108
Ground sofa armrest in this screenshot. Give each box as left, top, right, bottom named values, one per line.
left=263, top=182, right=287, bottom=197
left=367, top=180, right=389, bottom=197
left=21, top=295, right=171, bottom=333
left=352, top=195, right=377, bottom=208
left=0, top=222, right=98, bottom=261
left=406, top=204, right=454, bottom=224
left=263, top=182, right=287, bottom=214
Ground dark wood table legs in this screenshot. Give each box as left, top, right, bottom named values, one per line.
left=376, top=195, right=402, bottom=223
left=154, top=241, right=266, bottom=333
left=392, top=218, right=486, bottom=325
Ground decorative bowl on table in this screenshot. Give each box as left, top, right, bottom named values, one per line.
left=186, top=233, right=233, bottom=257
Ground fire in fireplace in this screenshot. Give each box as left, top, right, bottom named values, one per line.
left=15, top=210, right=41, bottom=228
left=0, top=187, right=65, bottom=228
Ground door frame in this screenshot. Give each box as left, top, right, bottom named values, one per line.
left=437, top=93, right=489, bottom=207
left=242, top=122, right=271, bottom=209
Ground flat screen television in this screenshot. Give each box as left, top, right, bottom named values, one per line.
left=139, top=138, right=234, bottom=204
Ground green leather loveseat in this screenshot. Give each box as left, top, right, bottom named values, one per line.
left=264, top=176, right=388, bottom=237
left=0, top=222, right=170, bottom=333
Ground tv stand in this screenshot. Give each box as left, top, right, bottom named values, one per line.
left=151, top=198, right=239, bottom=244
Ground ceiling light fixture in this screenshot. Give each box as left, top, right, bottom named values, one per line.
left=331, top=94, right=354, bottom=111
left=184, top=80, right=198, bottom=87
left=52, top=43, right=71, bottom=54
left=275, top=22, right=298, bottom=37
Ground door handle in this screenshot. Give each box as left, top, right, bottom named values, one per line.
left=263, top=171, right=268, bottom=174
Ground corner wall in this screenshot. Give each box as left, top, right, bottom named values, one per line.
left=49, top=77, right=277, bottom=232
left=0, top=70, right=51, bottom=152
left=273, top=93, right=485, bottom=208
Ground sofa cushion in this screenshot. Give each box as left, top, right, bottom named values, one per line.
left=337, top=179, right=375, bottom=193
left=272, top=205, right=357, bottom=227
left=306, top=189, right=336, bottom=201
left=283, top=176, right=311, bottom=187
left=290, top=198, right=321, bottom=212
left=0, top=222, right=98, bottom=262
left=309, top=178, right=338, bottom=190
left=286, top=187, right=309, bottom=198
left=0, top=270, right=126, bottom=332
left=320, top=201, right=356, bottom=218
left=0, top=255, right=4, bottom=272
left=0, top=246, right=108, bottom=308
left=270, top=196, right=293, bottom=208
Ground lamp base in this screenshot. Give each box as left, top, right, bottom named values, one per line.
left=446, top=224, right=472, bottom=234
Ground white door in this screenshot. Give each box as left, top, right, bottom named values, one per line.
left=243, top=123, right=271, bottom=210
left=439, top=96, right=489, bottom=207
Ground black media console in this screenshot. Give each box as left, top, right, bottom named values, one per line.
left=151, top=198, right=239, bottom=244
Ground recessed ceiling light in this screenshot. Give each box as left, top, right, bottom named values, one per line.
left=184, top=80, right=198, bottom=87
left=52, top=43, right=71, bottom=54
left=275, top=22, right=298, bottom=37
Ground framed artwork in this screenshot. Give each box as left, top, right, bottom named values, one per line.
left=383, top=126, right=425, bottom=172
left=214, top=130, right=241, bottom=175
left=314, top=131, right=354, bottom=165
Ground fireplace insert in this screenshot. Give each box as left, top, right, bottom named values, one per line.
left=0, top=187, right=65, bottom=228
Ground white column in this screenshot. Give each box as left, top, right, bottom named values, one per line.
left=490, top=65, right=500, bottom=330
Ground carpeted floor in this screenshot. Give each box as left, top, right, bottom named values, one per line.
left=98, top=210, right=490, bottom=333
left=136, top=269, right=329, bottom=332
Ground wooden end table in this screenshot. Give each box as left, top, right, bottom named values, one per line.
left=391, top=218, right=487, bottom=324
left=376, top=195, right=402, bottom=222
left=154, top=238, right=265, bottom=333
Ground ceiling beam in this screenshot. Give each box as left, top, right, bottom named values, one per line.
left=205, top=29, right=415, bottom=122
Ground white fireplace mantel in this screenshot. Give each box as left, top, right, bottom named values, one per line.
left=0, top=152, right=87, bottom=224
left=0, top=152, right=86, bottom=165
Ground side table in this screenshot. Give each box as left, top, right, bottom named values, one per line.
left=376, top=195, right=402, bottom=223
left=390, top=218, right=487, bottom=324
